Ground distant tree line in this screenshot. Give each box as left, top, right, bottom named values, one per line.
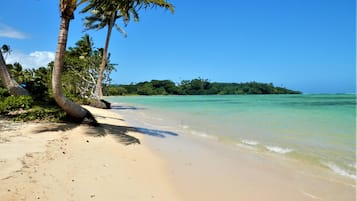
left=104, top=78, right=301, bottom=96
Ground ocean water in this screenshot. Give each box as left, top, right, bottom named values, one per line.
left=106, top=94, right=356, bottom=179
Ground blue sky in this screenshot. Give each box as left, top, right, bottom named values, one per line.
left=0, top=0, right=355, bottom=93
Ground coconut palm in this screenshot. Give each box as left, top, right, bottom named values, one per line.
left=68, top=33, right=93, bottom=58
left=81, top=0, right=174, bottom=98
left=0, top=45, right=30, bottom=96
left=52, top=0, right=98, bottom=125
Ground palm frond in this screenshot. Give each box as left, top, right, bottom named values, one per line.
left=80, top=0, right=174, bottom=35
left=114, top=24, right=127, bottom=38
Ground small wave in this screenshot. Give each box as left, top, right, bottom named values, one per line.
left=323, top=162, right=356, bottom=179
left=190, top=130, right=217, bottom=140
left=349, top=163, right=357, bottom=169
left=236, top=143, right=256, bottom=150
left=152, top=117, right=163, bottom=121
left=241, top=139, right=259, bottom=146
left=182, top=125, right=189, bottom=129
left=266, top=146, right=293, bottom=154
left=300, top=190, right=324, bottom=201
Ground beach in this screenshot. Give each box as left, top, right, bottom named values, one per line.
left=0, top=106, right=181, bottom=201
left=108, top=95, right=356, bottom=201
left=145, top=128, right=356, bottom=201
left=0, top=104, right=355, bottom=201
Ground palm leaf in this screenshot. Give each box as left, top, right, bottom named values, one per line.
left=114, top=24, right=127, bottom=37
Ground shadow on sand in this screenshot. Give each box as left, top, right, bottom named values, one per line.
left=111, top=105, right=143, bottom=110
left=33, top=122, right=178, bottom=146
left=86, top=123, right=178, bottom=145
left=34, top=123, right=79, bottom=133
left=93, top=114, right=125, bottom=122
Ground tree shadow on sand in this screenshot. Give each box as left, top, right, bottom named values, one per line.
left=85, top=123, right=178, bottom=145
left=93, top=114, right=125, bottom=121
left=111, top=105, right=144, bottom=110
left=33, top=123, right=79, bottom=133
left=33, top=122, right=178, bottom=146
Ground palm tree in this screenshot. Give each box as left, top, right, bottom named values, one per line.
left=68, top=33, right=93, bottom=58
left=53, top=0, right=98, bottom=125
left=81, top=0, right=174, bottom=98
left=0, top=45, right=30, bottom=96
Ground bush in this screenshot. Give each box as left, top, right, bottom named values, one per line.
left=73, top=97, right=92, bottom=105
left=24, top=79, right=49, bottom=102
left=9, top=107, right=67, bottom=122
left=0, top=96, right=33, bottom=113
left=0, top=88, right=10, bottom=98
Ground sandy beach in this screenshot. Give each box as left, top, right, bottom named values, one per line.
left=146, top=131, right=356, bottom=201
left=0, top=105, right=355, bottom=201
left=0, top=106, right=181, bottom=201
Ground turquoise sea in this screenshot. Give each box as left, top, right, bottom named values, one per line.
left=106, top=94, right=356, bottom=179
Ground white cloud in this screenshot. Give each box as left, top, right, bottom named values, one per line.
left=0, top=23, right=29, bottom=39
left=5, top=50, right=55, bottom=69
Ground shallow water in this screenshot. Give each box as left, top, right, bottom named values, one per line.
left=106, top=94, right=356, bottom=179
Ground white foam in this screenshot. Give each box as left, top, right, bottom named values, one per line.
left=236, top=143, right=256, bottom=150
left=300, top=190, right=324, bottom=201
left=182, top=125, right=189, bottom=129
left=190, top=130, right=217, bottom=140
left=324, top=162, right=357, bottom=179
left=349, top=163, right=357, bottom=169
left=266, top=146, right=293, bottom=154
left=241, top=139, right=259, bottom=146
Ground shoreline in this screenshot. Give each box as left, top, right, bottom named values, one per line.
left=109, top=101, right=356, bottom=201
left=1, top=105, right=355, bottom=201
left=145, top=130, right=356, bottom=201
left=105, top=95, right=356, bottom=181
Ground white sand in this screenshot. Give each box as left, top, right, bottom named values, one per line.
left=0, top=106, right=181, bottom=201
left=0, top=105, right=355, bottom=201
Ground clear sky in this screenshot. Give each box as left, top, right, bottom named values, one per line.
left=0, top=0, right=355, bottom=93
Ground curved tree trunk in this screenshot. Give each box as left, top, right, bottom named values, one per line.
left=95, top=14, right=114, bottom=99
left=52, top=16, right=98, bottom=126
left=0, top=51, right=30, bottom=96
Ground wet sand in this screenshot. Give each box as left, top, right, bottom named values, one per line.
left=146, top=132, right=356, bottom=201
left=0, top=106, right=355, bottom=201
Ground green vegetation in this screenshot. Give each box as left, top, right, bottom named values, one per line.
left=0, top=96, right=33, bottom=112
left=0, top=35, right=115, bottom=122
left=104, top=78, right=301, bottom=96
left=0, top=88, right=10, bottom=97
left=0, top=94, right=66, bottom=122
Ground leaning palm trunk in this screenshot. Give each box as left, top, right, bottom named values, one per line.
left=52, top=11, right=97, bottom=125
left=0, top=51, right=30, bottom=96
left=95, top=14, right=114, bottom=99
